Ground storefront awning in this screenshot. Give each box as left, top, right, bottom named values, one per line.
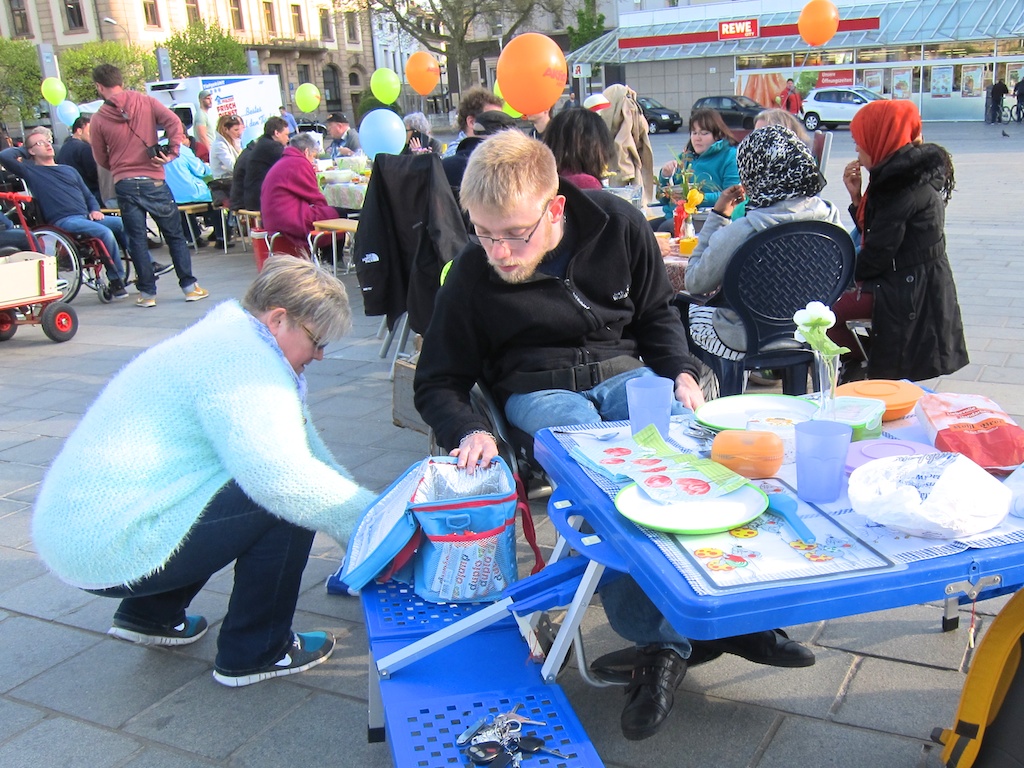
left=568, top=0, right=1024, bottom=65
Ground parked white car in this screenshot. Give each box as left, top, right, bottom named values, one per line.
left=801, top=87, right=885, bottom=131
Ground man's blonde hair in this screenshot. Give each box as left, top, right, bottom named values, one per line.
left=242, top=257, right=352, bottom=341
left=461, top=131, right=559, bottom=214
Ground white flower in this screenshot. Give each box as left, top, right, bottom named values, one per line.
left=793, top=301, right=836, bottom=332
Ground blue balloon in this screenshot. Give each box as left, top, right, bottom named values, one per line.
left=358, top=109, right=405, bottom=159
left=241, top=124, right=261, bottom=146
left=55, top=100, right=81, bottom=126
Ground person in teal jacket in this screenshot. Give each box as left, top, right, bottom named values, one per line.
left=656, top=108, right=744, bottom=229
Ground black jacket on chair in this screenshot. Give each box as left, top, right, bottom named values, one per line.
left=854, top=143, right=968, bottom=381
left=242, top=136, right=285, bottom=212
left=355, top=153, right=468, bottom=333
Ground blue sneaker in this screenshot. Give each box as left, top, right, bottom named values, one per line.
left=212, top=631, right=335, bottom=688
left=108, top=615, right=208, bottom=646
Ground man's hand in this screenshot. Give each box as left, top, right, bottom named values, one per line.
left=339, top=147, right=354, bottom=157
left=450, top=430, right=499, bottom=473
left=88, top=210, right=104, bottom=221
left=151, top=153, right=173, bottom=167
left=713, top=185, right=746, bottom=218
left=674, top=372, right=705, bottom=410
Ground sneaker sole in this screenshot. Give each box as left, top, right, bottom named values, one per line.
left=108, top=624, right=208, bottom=647
left=185, top=295, right=209, bottom=302
left=212, top=643, right=334, bottom=688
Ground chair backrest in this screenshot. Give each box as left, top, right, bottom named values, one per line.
left=811, top=130, right=833, bottom=170
left=721, top=220, right=855, bottom=355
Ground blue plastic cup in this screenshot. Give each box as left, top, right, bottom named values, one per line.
left=626, top=376, right=673, bottom=438
left=795, top=420, right=853, bottom=503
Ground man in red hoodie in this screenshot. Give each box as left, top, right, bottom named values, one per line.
left=90, top=63, right=208, bottom=308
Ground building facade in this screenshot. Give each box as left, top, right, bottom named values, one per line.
left=0, top=0, right=375, bottom=118
left=570, top=0, right=1024, bottom=122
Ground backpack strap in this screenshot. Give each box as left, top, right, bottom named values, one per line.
left=514, top=472, right=546, bottom=575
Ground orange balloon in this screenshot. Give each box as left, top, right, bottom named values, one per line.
left=406, top=51, right=441, bottom=96
left=798, top=0, right=840, bottom=47
left=496, top=33, right=567, bottom=116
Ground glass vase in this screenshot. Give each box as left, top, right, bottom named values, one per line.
left=813, top=351, right=840, bottom=420
left=683, top=218, right=696, bottom=239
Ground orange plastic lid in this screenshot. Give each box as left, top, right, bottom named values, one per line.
left=835, top=380, right=925, bottom=421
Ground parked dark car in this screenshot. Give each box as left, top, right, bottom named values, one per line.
left=296, top=120, right=328, bottom=135
left=691, top=95, right=764, bottom=130
left=637, top=97, right=683, bottom=134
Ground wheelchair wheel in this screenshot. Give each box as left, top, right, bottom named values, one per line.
left=33, top=228, right=82, bottom=302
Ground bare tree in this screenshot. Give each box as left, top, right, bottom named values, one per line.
left=360, top=0, right=566, bottom=93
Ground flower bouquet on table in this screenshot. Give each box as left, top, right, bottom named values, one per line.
left=793, top=301, right=850, bottom=419
left=660, top=161, right=706, bottom=255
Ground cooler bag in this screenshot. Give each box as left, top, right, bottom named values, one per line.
left=328, top=457, right=543, bottom=603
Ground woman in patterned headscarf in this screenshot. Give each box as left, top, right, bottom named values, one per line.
left=833, top=99, right=967, bottom=381
left=683, top=125, right=844, bottom=357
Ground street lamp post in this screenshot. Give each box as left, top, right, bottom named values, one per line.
left=102, top=17, right=132, bottom=45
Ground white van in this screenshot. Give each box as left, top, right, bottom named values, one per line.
left=145, top=75, right=283, bottom=143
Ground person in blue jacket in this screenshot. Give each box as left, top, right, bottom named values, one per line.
left=656, top=108, right=743, bottom=230
left=164, top=134, right=227, bottom=246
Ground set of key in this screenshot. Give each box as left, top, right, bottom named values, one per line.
left=456, top=704, right=571, bottom=766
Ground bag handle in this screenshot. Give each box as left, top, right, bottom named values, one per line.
left=514, top=472, right=546, bottom=575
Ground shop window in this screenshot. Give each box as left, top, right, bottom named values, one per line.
left=924, top=41, right=996, bottom=59
left=65, top=0, right=84, bottom=29
left=736, top=53, right=793, bottom=70
left=996, top=38, right=1024, bottom=56
left=855, top=45, right=921, bottom=64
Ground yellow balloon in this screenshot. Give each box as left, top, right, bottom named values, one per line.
left=295, top=83, right=321, bottom=113
left=41, top=77, right=67, bottom=106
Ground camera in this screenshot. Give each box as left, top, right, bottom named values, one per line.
left=147, top=143, right=170, bottom=159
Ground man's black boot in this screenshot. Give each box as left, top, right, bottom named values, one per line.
left=620, top=645, right=687, bottom=741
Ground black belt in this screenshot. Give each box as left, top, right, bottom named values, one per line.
left=502, top=355, right=643, bottom=394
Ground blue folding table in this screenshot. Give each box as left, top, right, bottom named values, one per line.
left=533, top=426, right=1024, bottom=642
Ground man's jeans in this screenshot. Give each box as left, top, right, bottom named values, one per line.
left=52, top=215, right=127, bottom=282
left=115, top=178, right=195, bottom=297
left=87, top=481, right=315, bottom=675
left=504, top=367, right=694, bottom=657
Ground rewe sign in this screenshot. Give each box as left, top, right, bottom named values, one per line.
left=718, top=19, right=759, bottom=40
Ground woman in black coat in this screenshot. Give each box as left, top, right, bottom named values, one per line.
left=836, top=99, right=968, bottom=381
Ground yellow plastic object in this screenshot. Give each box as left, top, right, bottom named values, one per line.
left=836, top=380, right=925, bottom=421
left=711, top=430, right=784, bottom=479
left=678, top=236, right=698, bottom=255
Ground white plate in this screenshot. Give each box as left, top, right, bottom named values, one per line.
left=695, top=394, right=818, bottom=431
left=614, top=483, right=768, bottom=535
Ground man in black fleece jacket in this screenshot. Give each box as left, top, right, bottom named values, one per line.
left=414, top=131, right=814, bottom=742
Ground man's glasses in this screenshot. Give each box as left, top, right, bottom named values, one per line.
left=28, top=139, right=52, bottom=150
left=299, top=322, right=327, bottom=352
left=468, top=199, right=552, bottom=251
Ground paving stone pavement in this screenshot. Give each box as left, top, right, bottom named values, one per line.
left=0, top=121, right=1022, bottom=767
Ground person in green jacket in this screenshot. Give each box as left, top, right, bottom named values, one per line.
left=656, top=108, right=744, bottom=230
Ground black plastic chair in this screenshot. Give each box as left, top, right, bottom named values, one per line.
left=681, top=220, right=855, bottom=397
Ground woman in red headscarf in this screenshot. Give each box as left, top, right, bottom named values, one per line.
left=832, top=99, right=968, bottom=382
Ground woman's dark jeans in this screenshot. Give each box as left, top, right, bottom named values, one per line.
left=89, top=481, right=315, bottom=674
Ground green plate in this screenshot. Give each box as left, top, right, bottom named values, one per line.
left=614, top=482, right=768, bottom=535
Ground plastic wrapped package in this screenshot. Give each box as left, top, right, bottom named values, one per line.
left=848, top=452, right=1011, bottom=539
left=915, top=393, right=1024, bottom=475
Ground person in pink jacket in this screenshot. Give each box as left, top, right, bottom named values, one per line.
left=260, top=133, right=340, bottom=245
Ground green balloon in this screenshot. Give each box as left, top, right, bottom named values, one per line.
left=295, top=82, right=321, bottom=113
left=503, top=102, right=522, bottom=119
left=370, top=68, right=401, bottom=105
left=41, top=77, right=67, bottom=106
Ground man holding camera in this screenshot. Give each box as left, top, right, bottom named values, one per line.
left=90, top=63, right=208, bottom=308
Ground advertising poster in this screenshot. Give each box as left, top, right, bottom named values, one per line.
left=863, top=69, right=884, bottom=93
left=931, top=65, right=953, bottom=98
left=962, top=65, right=983, bottom=98
left=892, top=68, right=913, bottom=99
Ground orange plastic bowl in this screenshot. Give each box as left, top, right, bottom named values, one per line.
left=835, top=379, right=925, bottom=421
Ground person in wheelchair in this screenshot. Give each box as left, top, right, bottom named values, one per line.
left=683, top=125, right=843, bottom=361
left=0, top=127, right=130, bottom=298
left=414, top=131, right=814, bottom=742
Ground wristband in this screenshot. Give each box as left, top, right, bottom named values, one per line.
left=710, top=209, right=729, bottom=219
left=460, top=429, right=495, bottom=444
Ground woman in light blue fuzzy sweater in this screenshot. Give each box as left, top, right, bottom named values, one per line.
left=33, top=257, right=376, bottom=687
